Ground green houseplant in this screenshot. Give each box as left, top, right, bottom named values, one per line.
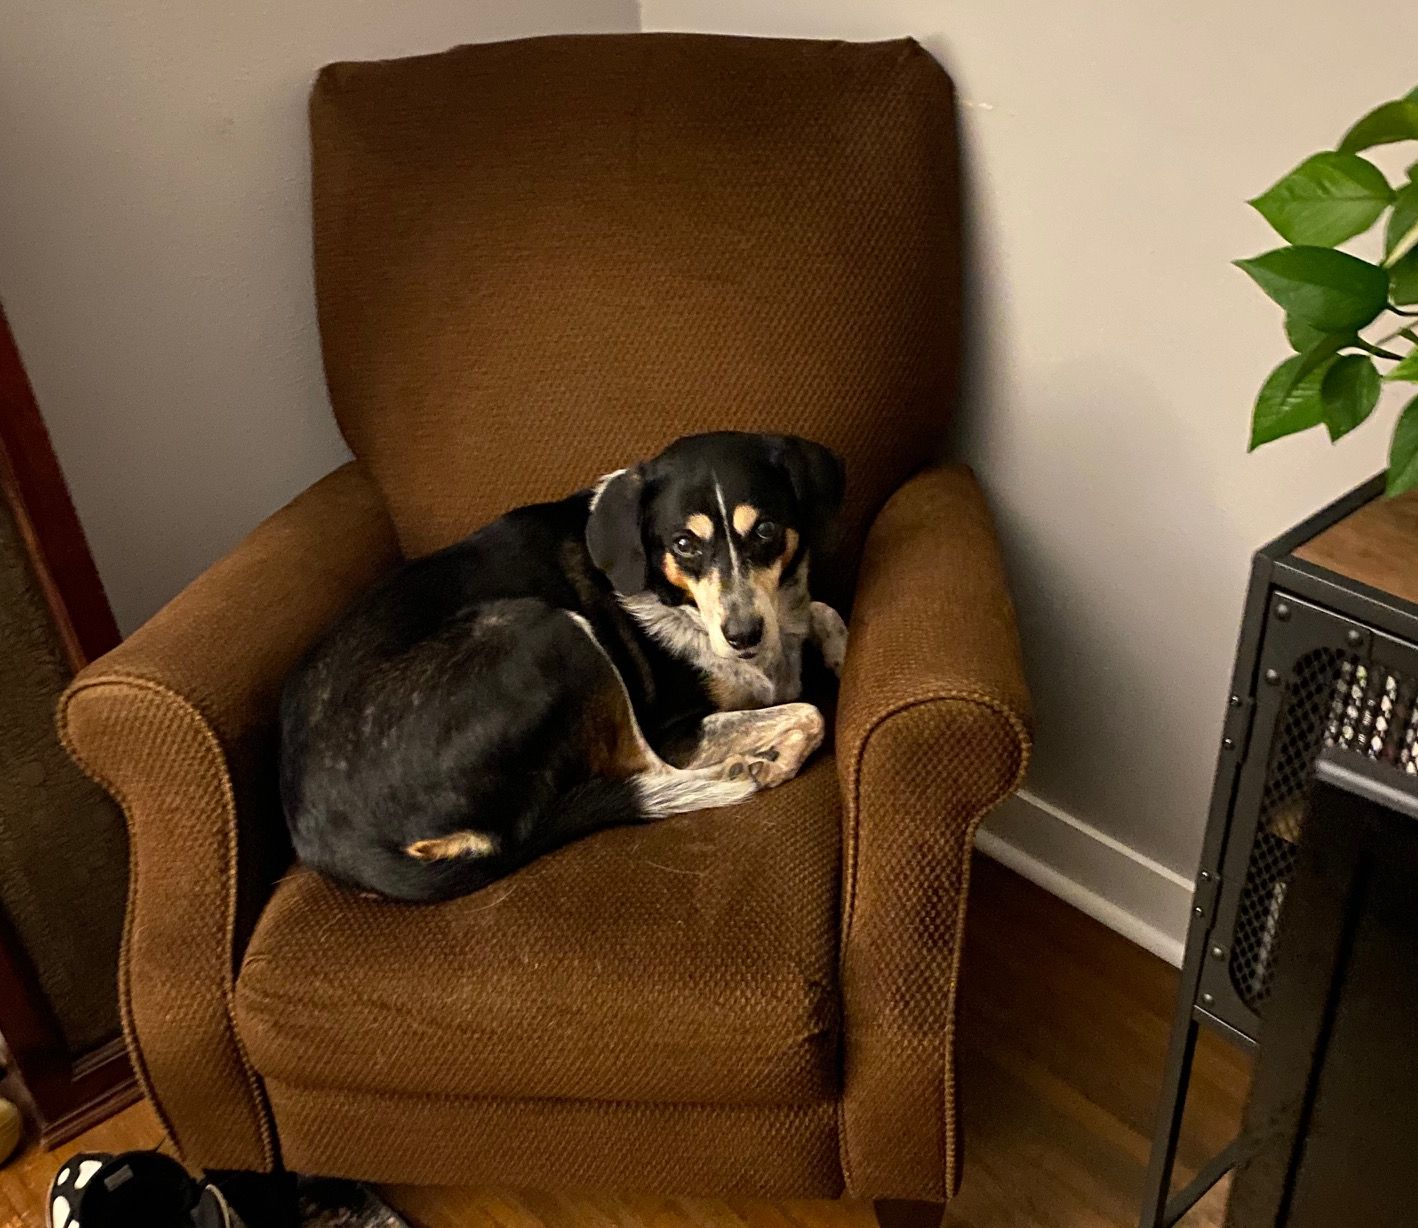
left=1239, top=86, right=1418, bottom=494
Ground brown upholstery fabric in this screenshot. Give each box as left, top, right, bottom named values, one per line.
left=835, top=466, right=1031, bottom=1199
left=58, top=463, right=401, bottom=1172
left=270, top=1083, right=841, bottom=1197
left=310, top=33, right=961, bottom=601
left=57, top=35, right=1034, bottom=1206
left=236, top=761, right=840, bottom=1107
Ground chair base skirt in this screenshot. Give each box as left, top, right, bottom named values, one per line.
left=266, top=1080, right=843, bottom=1198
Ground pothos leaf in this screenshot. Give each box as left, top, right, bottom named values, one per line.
left=1250, top=152, right=1393, bottom=246
left=1250, top=353, right=1335, bottom=449
left=1387, top=393, right=1418, bottom=494
left=1319, top=354, right=1381, bottom=441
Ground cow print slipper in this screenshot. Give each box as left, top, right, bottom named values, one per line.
left=47, top=1153, right=107, bottom=1228
left=47, top=1151, right=242, bottom=1228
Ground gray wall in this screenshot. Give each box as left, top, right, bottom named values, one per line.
left=640, top=1, right=1410, bottom=946
left=0, top=1, right=639, bottom=633
left=4, top=2, right=1413, bottom=951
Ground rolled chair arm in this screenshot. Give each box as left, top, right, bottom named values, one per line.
left=59, top=462, right=399, bottom=1171
left=834, top=464, right=1032, bottom=1200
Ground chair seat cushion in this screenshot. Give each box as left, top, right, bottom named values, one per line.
left=235, top=759, right=841, bottom=1107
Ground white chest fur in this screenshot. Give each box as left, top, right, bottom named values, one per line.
left=620, top=577, right=811, bottom=711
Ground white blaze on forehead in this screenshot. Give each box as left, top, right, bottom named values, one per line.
left=713, top=476, right=741, bottom=575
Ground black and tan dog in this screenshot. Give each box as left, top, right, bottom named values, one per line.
left=278, top=432, right=849, bottom=902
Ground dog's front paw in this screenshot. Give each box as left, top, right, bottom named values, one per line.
left=721, top=703, right=825, bottom=789
left=810, top=602, right=848, bottom=676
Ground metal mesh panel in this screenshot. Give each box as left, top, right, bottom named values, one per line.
left=1230, top=648, right=1418, bottom=1011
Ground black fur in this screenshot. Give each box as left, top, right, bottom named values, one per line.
left=585, top=467, right=647, bottom=595
left=766, top=434, right=845, bottom=552
left=278, top=432, right=842, bottom=902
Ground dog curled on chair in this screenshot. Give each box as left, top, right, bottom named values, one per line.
left=278, top=432, right=850, bottom=902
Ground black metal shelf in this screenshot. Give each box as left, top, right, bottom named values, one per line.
left=1138, top=474, right=1418, bottom=1228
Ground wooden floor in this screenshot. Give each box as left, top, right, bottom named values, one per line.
left=0, top=857, right=1250, bottom=1228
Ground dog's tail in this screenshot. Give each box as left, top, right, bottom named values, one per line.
left=350, top=771, right=755, bottom=903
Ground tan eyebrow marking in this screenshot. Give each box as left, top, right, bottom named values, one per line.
left=661, top=553, right=694, bottom=594
left=685, top=512, right=713, bottom=540
left=663, top=552, right=727, bottom=637
left=732, top=504, right=760, bottom=536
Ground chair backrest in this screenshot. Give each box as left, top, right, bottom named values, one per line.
left=310, top=33, right=960, bottom=597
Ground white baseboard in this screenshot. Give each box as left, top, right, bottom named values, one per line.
left=976, top=791, right=1194, bottom=966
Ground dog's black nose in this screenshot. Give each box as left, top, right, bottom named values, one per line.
left=723, top=617, right=764, bottom=653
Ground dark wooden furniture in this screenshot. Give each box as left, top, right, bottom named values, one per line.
left=0, top=307, right=119, bottom=667
left=1292, top=487, right=1418, bottom=609
left=0, top=301, right=134, bottom=1143
left=1223, top=749, right=1418, bottom=1228
left=1140, top=476, right=1418, bottom=1227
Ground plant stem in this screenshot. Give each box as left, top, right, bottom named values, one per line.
left=1354, top=338, right=1403, bottom=360
left=1377, top=319, right=1418, bottom=345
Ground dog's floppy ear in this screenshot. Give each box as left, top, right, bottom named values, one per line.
left=586, top=467, right=648, bottom=594
left=769, top=436, right=846, bottom=528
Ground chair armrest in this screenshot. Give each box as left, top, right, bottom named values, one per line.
left=58, top=462, right=399, bottom=1171
left=834, top=464, right=1032, bottom=1200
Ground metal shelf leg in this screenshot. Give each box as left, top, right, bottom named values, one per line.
left=1139, top=1014, right=1201, bottom=1228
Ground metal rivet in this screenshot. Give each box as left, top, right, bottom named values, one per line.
left=1201, top=992, right=1215, bottom=1006
left=1199, top=871, right=1211, bottom=882
left=1275, top=602, right=1291, bottom=621
left=1194, top=906, right=1204, bottom=916
left=1346, top=628, right=1364, bottom=646
left=1229, top=694, right=1243, bottom=708
left=1222, top=736, right=1235, bottom=750
left=1264, top=668, right=1281, bottom=686
left=1210, top=945, right=1226, bottom=960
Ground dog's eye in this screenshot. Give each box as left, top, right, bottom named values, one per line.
left=671, top=534, right=702, bottom=559
left=754, top=520, right=779, bottom=541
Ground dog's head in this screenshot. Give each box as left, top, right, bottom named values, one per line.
left=587, top=432, right=844, bottom=661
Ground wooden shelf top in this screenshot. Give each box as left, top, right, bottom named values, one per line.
left=1292, top=487, right=1418, bottom=608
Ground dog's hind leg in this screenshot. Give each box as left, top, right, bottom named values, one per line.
left=677, top=704, right=826, bottom=789
left=562, top=611, right=825, bottom=807
left=559, top=611, right=765, bottom=818
left=626, top=713, right=828, bottom=815
left=388, top=609, right=765, bottom=892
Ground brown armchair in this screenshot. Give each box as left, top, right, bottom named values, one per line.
left=59, top=34, right=1030, bottom=1212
